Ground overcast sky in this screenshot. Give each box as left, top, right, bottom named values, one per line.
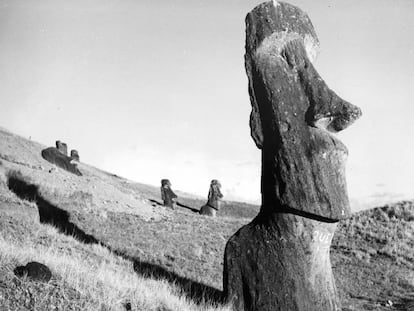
left=0, top=0, right=413, bottom=210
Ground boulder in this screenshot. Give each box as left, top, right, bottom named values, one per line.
left=14, top=261, right=52, bottom=282
left=70, top=149, right=80, bottom=162
left=55, top=140, right=68, bottom=156
left=41, top=147, right=82, bottom=176
left=223, top=2, right=362, bottom=310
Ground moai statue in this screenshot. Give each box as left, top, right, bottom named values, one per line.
left=55, top=140, right=68, bottom=156
left=70, top=150, right=80, bottom=162
left=223, top=2, right=362, bottom=311
left=199, top=179, right=224, bottom=217
left=160, top=179, right=177, bottom=209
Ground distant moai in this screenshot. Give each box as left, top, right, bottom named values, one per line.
left=223, top=2, right=362, bottom=311
left=70, top=150, right=80, bottom=162
left=160, top=179, right=177, bottom=209
left=199, top=180, right=223, bottom=217
left=55, top=140, right=68, bottom=156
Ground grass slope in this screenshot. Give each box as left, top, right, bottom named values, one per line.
left=0, top=127, right=413, bottom=311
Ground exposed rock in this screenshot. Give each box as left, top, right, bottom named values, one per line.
left=14, top=261, right=52, bottom=282
left=55, top=140, right=68, bottom=156
left=70, top=150, right=80, bottom=162
left=223, top=2, right=362, bottom=311
left=41, top=147, right=82, bottom=176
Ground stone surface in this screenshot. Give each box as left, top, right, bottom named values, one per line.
left=160, top=179, right=177, bottom=209
left=224, top=213, right=339, bottom=311
left=223, top=1, right=362, bottom=311
left=199, top=204, right=217, bottom=217
left=206, top=180, right=223, bottom=211
left=14, top=261, right=52, bottom=282
left=41, top=147, right=82, bottom=176
left=55, top=140, right=68, bottom=156
left=245, top=1, right=361, bottom=220
left=70, top=150, right=80, bottom=162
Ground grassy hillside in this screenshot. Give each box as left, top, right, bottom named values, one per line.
left=0, top=128, right=413, bottom=311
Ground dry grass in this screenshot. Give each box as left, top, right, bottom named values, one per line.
left=0, top=223, right=231, bottom=311
left=1, top=127, right=414, bottom=311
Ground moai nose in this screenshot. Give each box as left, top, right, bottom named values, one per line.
left=304, top=76, right=362, bottom=133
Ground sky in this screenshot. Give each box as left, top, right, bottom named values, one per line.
left=0, top=0, right=413, bottom=211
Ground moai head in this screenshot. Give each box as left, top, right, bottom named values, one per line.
left=210, top=179, right=221, bottom=188
left=55, top=140, right=68, bottom=156
left=161, top=179, right=171, bottom=188
left=70, top=150, right=80, bottom=162
left=245, top=1, right=361, bottom=220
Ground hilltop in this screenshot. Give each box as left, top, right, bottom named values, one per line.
left=0, top=127, right=413, bottom=311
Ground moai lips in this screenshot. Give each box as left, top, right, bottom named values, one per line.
left=223, top=2, right=362, bottom=311
left=246, top=1, right=361, bottom=220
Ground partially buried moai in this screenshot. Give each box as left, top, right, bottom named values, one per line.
left=70, top=150, right=80, bottom=162
left=199, top=179, right=224, bottom=217
left=223, top=2, right=362, bottom=311
left=55, top=140, right=68, bottom=156
left=160, top=179, right=177, bottom=209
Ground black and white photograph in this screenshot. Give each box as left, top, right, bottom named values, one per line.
left=0, top=0, right=413, bottom=310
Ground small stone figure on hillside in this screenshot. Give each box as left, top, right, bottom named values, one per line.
left=161, top=179, right=177, bottom=209
left=70, top=150, right=80, bottom=162
left=199, top=179, right=223, bottom=217
left=55, top=140, right=68, bottom=156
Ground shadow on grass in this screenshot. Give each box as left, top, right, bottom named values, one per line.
left=113, top=249, right=224, bottom=305
left=7, top=173, right=224, bottom=305
left=7, top=174, right=98, bottom=244
left=149, top=198, right=200, bottom=214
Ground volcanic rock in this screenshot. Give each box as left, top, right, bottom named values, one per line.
left=223, top=2, right=362, bottom=310
left=14, top=261, right=52, bottom=282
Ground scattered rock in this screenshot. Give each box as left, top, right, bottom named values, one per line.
left=223, top=2, right=362, bottom=311
left=193, top=245, right=203, bottom=258
left=13, top=261, right=52, bottom=282
left=124, top=302, right=132, bottom=311
left=41, top=147, right=82, bottom=176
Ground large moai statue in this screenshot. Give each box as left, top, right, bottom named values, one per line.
left=55, top=140, right=68, bottom=156
left=223, top=2, right=362, bottom=311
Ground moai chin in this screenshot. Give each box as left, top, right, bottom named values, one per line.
left=223, top=2, right=362, bottom=311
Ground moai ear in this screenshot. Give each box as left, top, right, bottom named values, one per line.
left=249, top=97, right=264, bottom=149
